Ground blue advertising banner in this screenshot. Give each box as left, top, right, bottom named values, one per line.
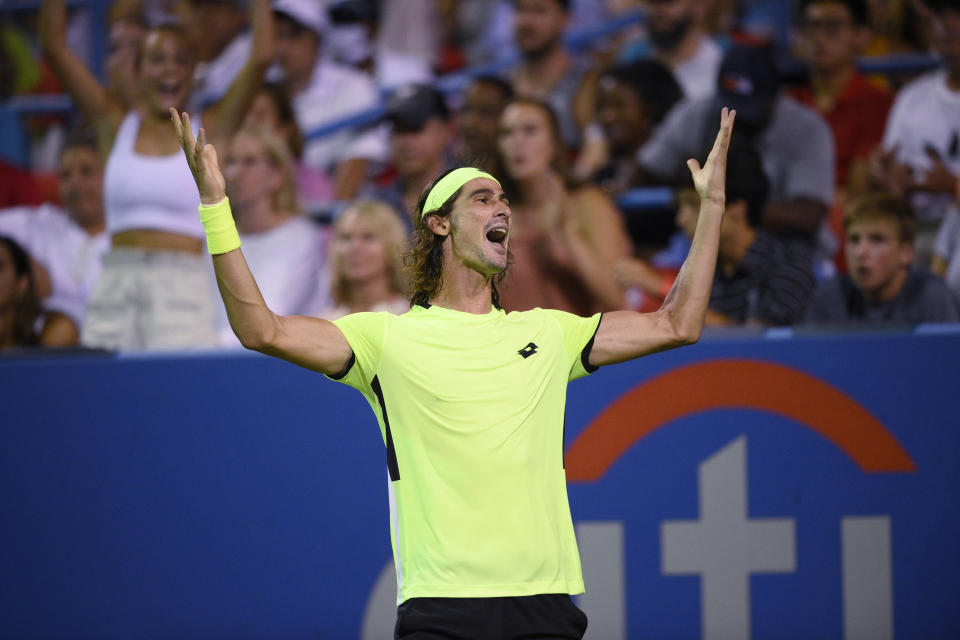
left=1, top=331, right=959, bottom=638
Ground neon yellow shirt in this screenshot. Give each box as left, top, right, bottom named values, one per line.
left=328, top=304, right=601, bottom=603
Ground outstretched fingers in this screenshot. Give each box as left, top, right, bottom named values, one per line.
left=706, top=108, right=735, bottom=165
left=171, top=108, right=202, bottom=168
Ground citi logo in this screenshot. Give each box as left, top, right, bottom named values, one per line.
left=565, top=359, right=914, bottom=640
left=518, top=342, right=539, bottom=358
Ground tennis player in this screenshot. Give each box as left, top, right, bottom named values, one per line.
left=172, top=105, right=735, bottom=639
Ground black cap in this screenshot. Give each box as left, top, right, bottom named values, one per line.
left=714, top=45, right=780, bottom=128
left=384, top=84, right=450, bottom=132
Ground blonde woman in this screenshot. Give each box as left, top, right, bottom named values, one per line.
left=315, top=200, right=408, bottom=320
left=216, top=126, right=330, bottom=347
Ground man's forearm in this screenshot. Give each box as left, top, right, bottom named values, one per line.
left=198, top=198, right=277, bottom=350
left=212, top=250, right=280, bottom=350
left=661, top=198, right=724, bottom=341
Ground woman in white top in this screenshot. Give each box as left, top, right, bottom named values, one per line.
left=215, top=126, right=330, bottom=347
left=39, top=0, right=273, bottom=349
left=315, top=200, right=409, bottom=321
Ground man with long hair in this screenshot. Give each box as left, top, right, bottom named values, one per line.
left=170, top=104, right=735, bottom=638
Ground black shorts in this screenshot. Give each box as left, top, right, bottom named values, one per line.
left=394, top=593, right=588, bottom=640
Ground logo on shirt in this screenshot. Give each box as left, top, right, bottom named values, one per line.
left=518, top=342, right=539, bottom=359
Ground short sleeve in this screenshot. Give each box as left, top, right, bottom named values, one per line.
left=325, top=311, right=388, bottom=393
left=780, top=105, right=835, bottom=204
left=541, top=309, right=603, bottom=382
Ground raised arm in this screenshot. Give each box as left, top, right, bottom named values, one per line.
left=590, top=108, right=736, bottom=366
left=171, top=109, right=352, bottom=375
left=39, top=0, right=123, bottom=144
left=201, top=0, right=274, bottom=146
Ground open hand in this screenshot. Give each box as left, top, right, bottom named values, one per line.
left=170, top=108, right=226, bottom=205
left=687, top=108, right=735, bottom=204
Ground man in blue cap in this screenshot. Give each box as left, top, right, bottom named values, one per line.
left=639, top=44, right=836, bottom=268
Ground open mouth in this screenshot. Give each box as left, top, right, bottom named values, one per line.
left=485, top=226, right=509, bottom=252
left=156, top=81, right=183, bottom=101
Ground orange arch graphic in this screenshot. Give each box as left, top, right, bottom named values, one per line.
left=565, top=359, right=915, bottom=482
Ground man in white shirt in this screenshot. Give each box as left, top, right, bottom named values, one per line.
left=271, top=0, right=388, bottom=201
left=0, top=132, right=109, bottom=342
left=626, top=0, right=723, bottom=100
left=870, top=0, right=960, bottom=265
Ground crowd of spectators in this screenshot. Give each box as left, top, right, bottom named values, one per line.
left=1, top=0, right=959, bottom=353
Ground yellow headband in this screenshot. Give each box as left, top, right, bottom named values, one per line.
left=421, top=167, right=500, bottom=220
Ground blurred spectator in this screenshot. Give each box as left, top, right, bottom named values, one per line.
left=39, top=0, right=273, bottom=350
left=495, top=99, right=632, bottom=315
left=241, top=80, right=346, bottom=216
left=619, top=0, right=723, bottom=100
left=0, top=131, right=109, bottom=346
left=370, top=84, right=455, bottom=223
left=242, top=81, right=304, bottom=159
left=618, top=139, right=815, bottom=325
left=791, top=0, right=893, bottom=196
left=187, top=0, right=253, bottom=112
left=587, top=59, right=684, bottom=196
left=931, top=182, right=960, bottom=298
left=325, top=0, right=434, bottom=89
left=215, top=126, right=330, bottom=347
left=869, top=0, right=960, bottom=266
left=806, top=194, right=960, bottom=323
left=863, top=0, right=930, bottom=58
left=451, top=0, right=514, bottom=66
left=271, top=0, right=387, bottom=202
left=452, top=0, right=609, bottom=67
left=315, top=199, right=408, bottom=320
left=508, top=0, right=589, bottom=149
left=455, top=75, right=515, bottom=173
left=376, top=0, right=439, bottom=74
left=639, top=45, right=835, bottom=260
left=0, top=236, right=41, bottom=350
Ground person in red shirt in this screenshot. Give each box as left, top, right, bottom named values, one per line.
left=790, top=0, right=894, bottom=270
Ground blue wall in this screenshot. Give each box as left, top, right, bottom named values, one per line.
left=1, top=331, right=959, bottom=638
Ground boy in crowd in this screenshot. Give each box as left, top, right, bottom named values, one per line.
left=806, top=194, right=960, bottom=324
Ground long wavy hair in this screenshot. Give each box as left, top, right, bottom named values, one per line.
left=404, top=168, right=510, bottom=309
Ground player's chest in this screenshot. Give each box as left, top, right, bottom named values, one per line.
left=380, top=332, right=565, bottom=406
